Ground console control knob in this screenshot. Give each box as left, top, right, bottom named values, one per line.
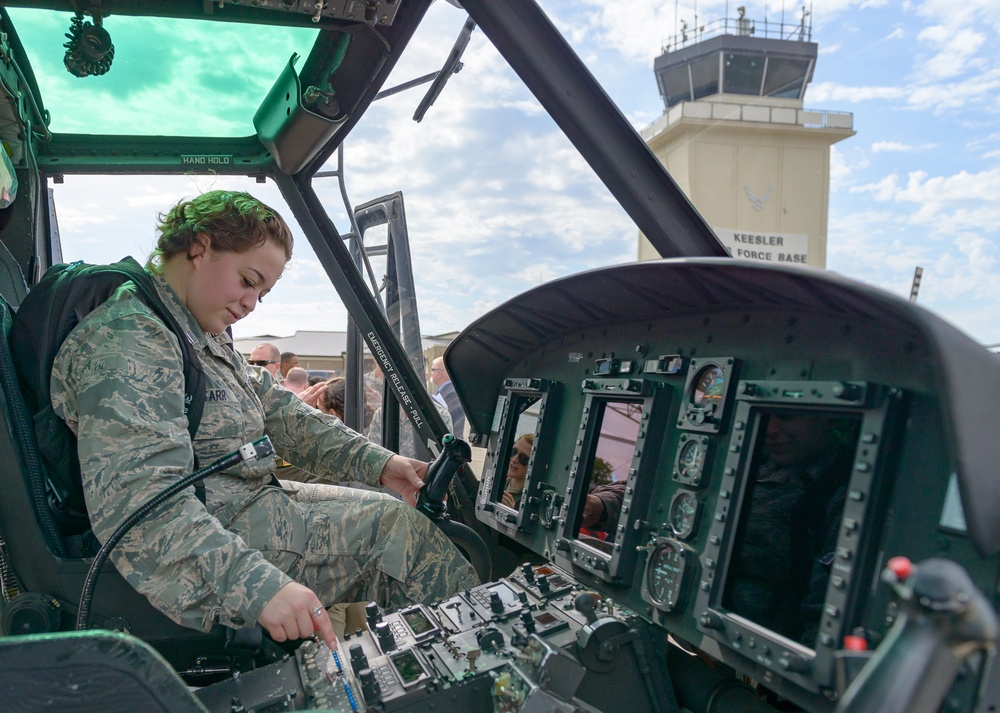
left=490, top=591, right=505, bottom=614
left=374, top=621, right=395, bottom=652
left=476, top=626, right=505, bottom=653
left=779, top=655, right=811, bottom=673
left=348, top=643, right=368, bottom=674
left=537, top=575, right=550, bottom=594
left=573, top=592, right=599, bottom=625
left=699, top=612, right=723, bottom=629
left=365, top=602, right=382, bottom=627
left=521, top=562, right=536, bottom=582
left=520, top=610, right=535, bottom=634
left=359, top=667, right=381, bottom=704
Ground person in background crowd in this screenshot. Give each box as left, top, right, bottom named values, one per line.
left=283, top=367, right=309, bottom=396
left=368, top=396, right=452, bottom=460
left=280, top=351, right=298, bottom=379
left=249, top=343, right=281, bottom=381
left=307, top=376, right=380, bottom=430
left=429, top=356, right=466, bottom=438
left=364, top=365, right=383, bottom=395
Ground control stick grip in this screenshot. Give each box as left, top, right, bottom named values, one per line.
left=417, top=434, right=472, bottom=518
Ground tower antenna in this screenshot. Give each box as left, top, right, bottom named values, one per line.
left=674, top=0, right=678, bottom=46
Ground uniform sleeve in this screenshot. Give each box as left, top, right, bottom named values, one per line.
left=591, top=481, right=627, bottom=532
left=52, top=311, right=292, bottom=632
left=251, top=366, right=394, bottom=487
left=367, top=406, right=384, bottom=445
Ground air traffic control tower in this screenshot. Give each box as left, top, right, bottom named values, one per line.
left=640, top=8, right=854, bottom=267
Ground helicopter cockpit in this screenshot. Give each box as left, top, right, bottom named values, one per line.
left=0, top=3, right=996, bottom=713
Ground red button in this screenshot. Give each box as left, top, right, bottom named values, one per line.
left=887, top=556, right=913, bottom=581
left=843, top=635, right=868, bottom=651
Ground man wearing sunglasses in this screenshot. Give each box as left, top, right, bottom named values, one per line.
left=248, top=343, right=282, bottom=381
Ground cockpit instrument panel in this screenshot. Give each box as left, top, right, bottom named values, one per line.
left=450, top=259, right=1000, bottom=711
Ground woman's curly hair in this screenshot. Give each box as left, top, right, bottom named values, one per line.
left=147, top=190, right=293, bottom=270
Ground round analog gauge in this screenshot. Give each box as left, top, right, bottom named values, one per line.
left=644, top=539, right=689, bottom=612
left=668, top=490, right=700, bottom=540
left=690, top=364, right=726, bottom=411
left=676, top=438, right=708, bottom=482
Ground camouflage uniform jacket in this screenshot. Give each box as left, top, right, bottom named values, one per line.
left=51, top=273, right=394, bottom=632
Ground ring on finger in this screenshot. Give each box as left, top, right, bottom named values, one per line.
left=310, top=606, right=325, bottom=618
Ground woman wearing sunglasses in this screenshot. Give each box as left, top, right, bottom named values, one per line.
left=501, top=433, right=534, bottom=509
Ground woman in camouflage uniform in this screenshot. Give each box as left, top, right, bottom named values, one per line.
left=51, top=190, right=479, bottom=650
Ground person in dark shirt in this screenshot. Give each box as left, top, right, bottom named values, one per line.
left=723, top=412, right=858, bottom=645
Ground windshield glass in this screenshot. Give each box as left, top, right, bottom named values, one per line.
left=7, top=7, right=317, bottom=136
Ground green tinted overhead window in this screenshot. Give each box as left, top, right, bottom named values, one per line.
left=7, top=8, right=318, bottom=137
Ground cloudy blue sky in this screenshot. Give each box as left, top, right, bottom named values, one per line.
left=40, top=0, right=1000, bottom=348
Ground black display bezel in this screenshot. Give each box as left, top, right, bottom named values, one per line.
left=390, top=648, right=431, bottom=688
left=694, top=380, right=901, bottom=693
left=556, top=377, right=670, bottom=585
left=399, top=604, right=440, bottom=642
left=476, top=378, right=561, bottom=535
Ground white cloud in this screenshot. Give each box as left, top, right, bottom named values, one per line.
left=806, top=82, right=909, bottom=103
left=871, top=140, right=937, bottom=152
left=829, top=145, right=853, bottom=190
left=917, top=26, right=985, bottom=82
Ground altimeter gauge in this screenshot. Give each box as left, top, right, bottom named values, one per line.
left=641, top=538, right=692, bottom=612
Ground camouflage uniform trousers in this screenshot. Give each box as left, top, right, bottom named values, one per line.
left=231, top=481, right=479, bottom=610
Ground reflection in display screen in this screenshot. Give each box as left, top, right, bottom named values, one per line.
left=573, top=399, right=643, bottom=553
left=534, top=612, right=558, bottom=625
left=721, top=409, right=861, bottom=647
left=403, top=608, right=433, bottom=636
left=495, top=394, right=541, bottom=511
left=392, top=650, right=425, bottom=685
